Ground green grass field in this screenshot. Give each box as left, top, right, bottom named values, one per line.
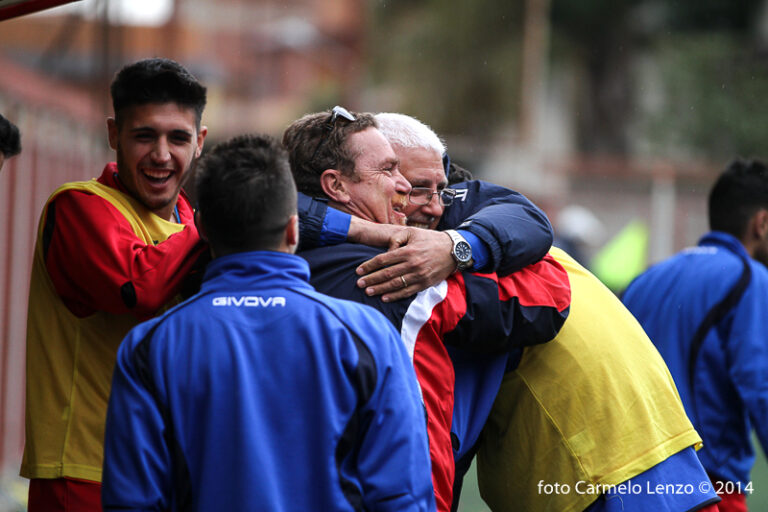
left=457, top=436, right=768, bottom=511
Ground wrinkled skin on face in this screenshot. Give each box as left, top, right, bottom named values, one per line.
left=396, top=145, right=447, bottom=230
left=335, top=127, right=411, bottom=226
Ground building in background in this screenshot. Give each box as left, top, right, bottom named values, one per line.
left=0, top=0, right=367, bottom=483
left=2, top=1, right=766, bottom=510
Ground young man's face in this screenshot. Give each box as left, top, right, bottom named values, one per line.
left=396, top=145, right=447, bottom=230
left=338, top=127, right=411, bottom=225
left=108, top=102, right=207, bottom=221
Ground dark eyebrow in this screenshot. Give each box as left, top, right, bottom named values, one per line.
left=129, top=126, right=157, bottom=134
left=129, top=127, right=194, bottom=139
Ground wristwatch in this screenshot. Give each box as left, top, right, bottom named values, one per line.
left=445, top=229, right=474, bottom=271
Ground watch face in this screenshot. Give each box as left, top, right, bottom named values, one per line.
left=455, top=241, right=472, bottom=263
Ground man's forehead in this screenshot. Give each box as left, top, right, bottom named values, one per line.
left=348, top=127, right=398, bottom=167
left=396, top=146, right=445, bottom=187
left=407, top=172, right=447, bottom=189
left=118, top=102, right=198, bottom=130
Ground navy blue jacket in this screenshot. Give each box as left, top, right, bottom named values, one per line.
left=102, top=251, right=435, bottom=511
left=623, top=231, right=768, bottom=485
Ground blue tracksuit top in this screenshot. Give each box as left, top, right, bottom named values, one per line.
left=102, top=251, right=436, bottom=512
left=623, top=231, right=768, bottom=485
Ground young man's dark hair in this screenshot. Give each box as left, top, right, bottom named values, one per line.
left=0, top=113, right=21, bottom=158
left=709, top=158, right=768, bottom=238
left=196, top=134, right=296, bottom=254
left=110, top=58, right=207, bottom=128
left=282, top=108, right=376, bottom=198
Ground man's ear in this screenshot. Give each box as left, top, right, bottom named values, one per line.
left=284, top=214, right=299, bottom=254
left=194, top=210, right=209, bottom=243
left=195, top=125, right=208, bottom=158
left=755, top=209, right=768, bottom=239
left=107, top=118, right=118, bottom=150
left=320, top=169, right=351, bottom=204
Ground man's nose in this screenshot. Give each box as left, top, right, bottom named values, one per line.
left=422, top=195, right=444, bottom=218
left=393, top=169, right=412, bottom=194
left=150, top=137, right=171, bottom=164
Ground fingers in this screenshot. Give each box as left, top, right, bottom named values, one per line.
left=356, top=247, right=409, bottom=276
left=357, top=264, right=410, bottom=293
left=361, top=272, right=418, bottom=303
left=354, top=227, right=454, bottom=302
left=380, top=285, right=418, bottom=303
left=388, top=233, right=410, bottom=250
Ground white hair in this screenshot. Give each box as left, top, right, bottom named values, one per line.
left=375, top=112, right=446, bottom=156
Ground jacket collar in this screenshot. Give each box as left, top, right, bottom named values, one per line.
left=201, top=251, right=312, bottom=292
left=698, top=231, right=750, bottom=260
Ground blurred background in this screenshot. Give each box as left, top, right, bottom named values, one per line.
left=1, top=0, right=767, bottom=510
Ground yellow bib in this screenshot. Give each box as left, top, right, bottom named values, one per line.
left=477, top=247, right=701, bottom=512
left=21, top=179, right=186, bottom=482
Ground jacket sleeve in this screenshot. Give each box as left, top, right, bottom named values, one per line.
left=438, top=180, right=553, bottom=276
left=440, top=253, right=570, bottom=354
left=297, top=192, right=351, bottom=250
left=43, top=190, right=206, bottom=320
left=725, top=272, right=768, bottom=453
left=357, top=318, right=437, bottom=512
left=102, top=320, right=173, bottom=511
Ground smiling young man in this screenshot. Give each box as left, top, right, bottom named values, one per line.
left=21, top=58, right=208, bottom=512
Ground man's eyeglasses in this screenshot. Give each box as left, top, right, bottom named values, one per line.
left=310, top=106, right=356, bottom=164
left=408, top=187, right=457, bottom=207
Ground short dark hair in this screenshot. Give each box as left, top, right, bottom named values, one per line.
left=0, top=114, right=21, bottom=158
left=447, top=162, right=474, bottom=185
left=110, top=58, right=207, bottom=129
left=709, top=158, right=768, bottom=238
left=282, top=109, right=376, bottom=198
left=195, top=134, right=296, bottom=255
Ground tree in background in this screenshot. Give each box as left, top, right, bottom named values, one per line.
left=370, top=0, right=768, bottom=161
left=369, top=0, right=524, bottom=139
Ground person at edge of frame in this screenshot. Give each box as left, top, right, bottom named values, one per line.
left=624, top=159, right=768, bottom=512
left=0, top=112, right=21, bottom=172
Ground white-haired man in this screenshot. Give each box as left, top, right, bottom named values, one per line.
left=300, top=112, right=721, bottom=512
